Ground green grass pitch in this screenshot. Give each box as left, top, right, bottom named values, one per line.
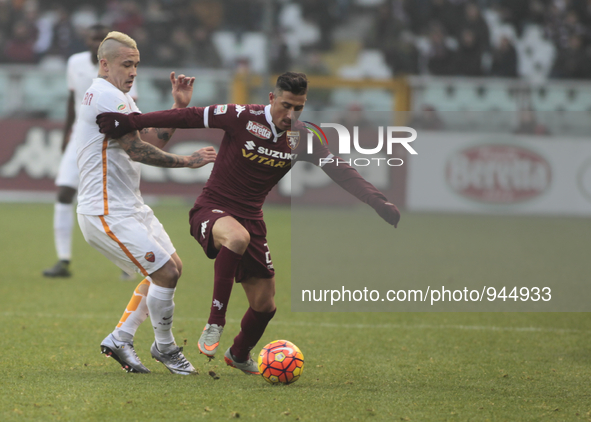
left=1, top=202, right=590, bottom=421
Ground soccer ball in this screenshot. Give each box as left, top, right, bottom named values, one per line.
left=258, top=340, right=304, bottom=385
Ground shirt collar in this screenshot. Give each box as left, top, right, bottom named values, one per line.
left=264, top=104, right=284, bottom=143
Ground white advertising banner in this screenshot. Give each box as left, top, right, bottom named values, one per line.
left=407, top=132, right=591, bottom=216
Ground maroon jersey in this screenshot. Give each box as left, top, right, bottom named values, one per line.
left=185, top=104, right=329, bottom=219
left=100, top=102, right=393, bottom=223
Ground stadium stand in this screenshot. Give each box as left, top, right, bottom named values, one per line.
left=0, top=0, right=588, bottom=79
left=1, top=0, right=590, bottom=134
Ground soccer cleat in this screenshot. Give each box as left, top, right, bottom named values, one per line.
left=224, top=347, right=260, bottom=375
left=198, top=324, right=224, bottom=358
left=150, top=342, right=198, bottom=375
left=120, top=270, right=136, bottom=281
left=42, top=260, right=71, bottom=278
left=100, top=333, right=150, bottom=373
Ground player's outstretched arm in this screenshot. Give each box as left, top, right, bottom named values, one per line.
left=97, top=107, right=203, bottom=139
left=138, top=126, right=176, bottom=149
left=369, top=199, right=401, bottom=228
left=321, top=160, right=401, bottom=228
left=116, top=130, right=216, bottom=169
left=137, top=72, right=196, bottom=149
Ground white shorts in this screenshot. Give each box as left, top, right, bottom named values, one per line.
left=77, top=205, right=176, bottom=276
left=55, top=133, right=79, bottom=189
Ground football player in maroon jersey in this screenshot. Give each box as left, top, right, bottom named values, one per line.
left=97, top=72, right=400, bottom=374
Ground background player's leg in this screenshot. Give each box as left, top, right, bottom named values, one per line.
left=43, top=186, right=76, bottom=277
left=230, top=276, right=276, bottom=362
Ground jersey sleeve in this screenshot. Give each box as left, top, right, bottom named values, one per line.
left=123, top=103, right=244, bottom=132
left=95, top=89, right=134, bottom=115
left=203, top=104, right=247, bottom=131
left=126, top=93, right=141, bottom=114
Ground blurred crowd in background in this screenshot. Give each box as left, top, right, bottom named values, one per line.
left=1, top=0, right=590, bottom=80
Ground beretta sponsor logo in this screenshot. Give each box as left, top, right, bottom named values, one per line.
left=246, top=121, right=272, bottom=140
left=446, top=144, right=551, bottom=203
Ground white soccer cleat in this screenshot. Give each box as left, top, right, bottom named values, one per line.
left=150, top=342, right=197, bottom=375
left=100, top=333, right=150, bottom=373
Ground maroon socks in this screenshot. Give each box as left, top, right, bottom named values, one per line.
left=208, top=246, right=242, bottom=326
left=231, top=306, right=276, bottom=361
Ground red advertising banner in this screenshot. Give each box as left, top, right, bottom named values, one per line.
left=406, top=131, right=591, bottom=216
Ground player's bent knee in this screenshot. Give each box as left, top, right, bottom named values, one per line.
left=166, top=266, right=180, bottom=283
left=150, top=259, right=180, bottom=288
left=226, top=230, right=250, bottom=254
left=260, top=302, right=276, bottom=314
left=173, top=257, right=183, bottom=278
left=213, top=217, right=251, bottom=253
left=252, top=297, right=276, bottom=313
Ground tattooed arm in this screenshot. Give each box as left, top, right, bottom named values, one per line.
left=139, top=127, right=176, bottom=149
left=115, top=130, right=216, bottom=169
left=136, top=72, right=195, bottom=149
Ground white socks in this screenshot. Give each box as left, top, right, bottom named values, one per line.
left=112, top=280, right=178, bottom=354
left=147, top=284, right=176, bottom=352
left=54, top=202, right=74, bottom=261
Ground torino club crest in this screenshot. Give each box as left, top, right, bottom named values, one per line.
left=287, top=131, right=300, bottom=149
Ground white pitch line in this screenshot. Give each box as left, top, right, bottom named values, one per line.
left=1, top=311, right=588, bottom=334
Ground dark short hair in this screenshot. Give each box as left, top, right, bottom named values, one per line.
left=275, top=72, right=308, bottom=96
left=88, top=24, right=109, bottom=34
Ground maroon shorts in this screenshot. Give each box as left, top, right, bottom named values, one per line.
left=189, top=205, right=275, bottom=283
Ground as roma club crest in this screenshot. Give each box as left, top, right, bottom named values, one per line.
left=287, top=131, right=300, bottom=149
left=145, top=252, right=155, bottom=263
